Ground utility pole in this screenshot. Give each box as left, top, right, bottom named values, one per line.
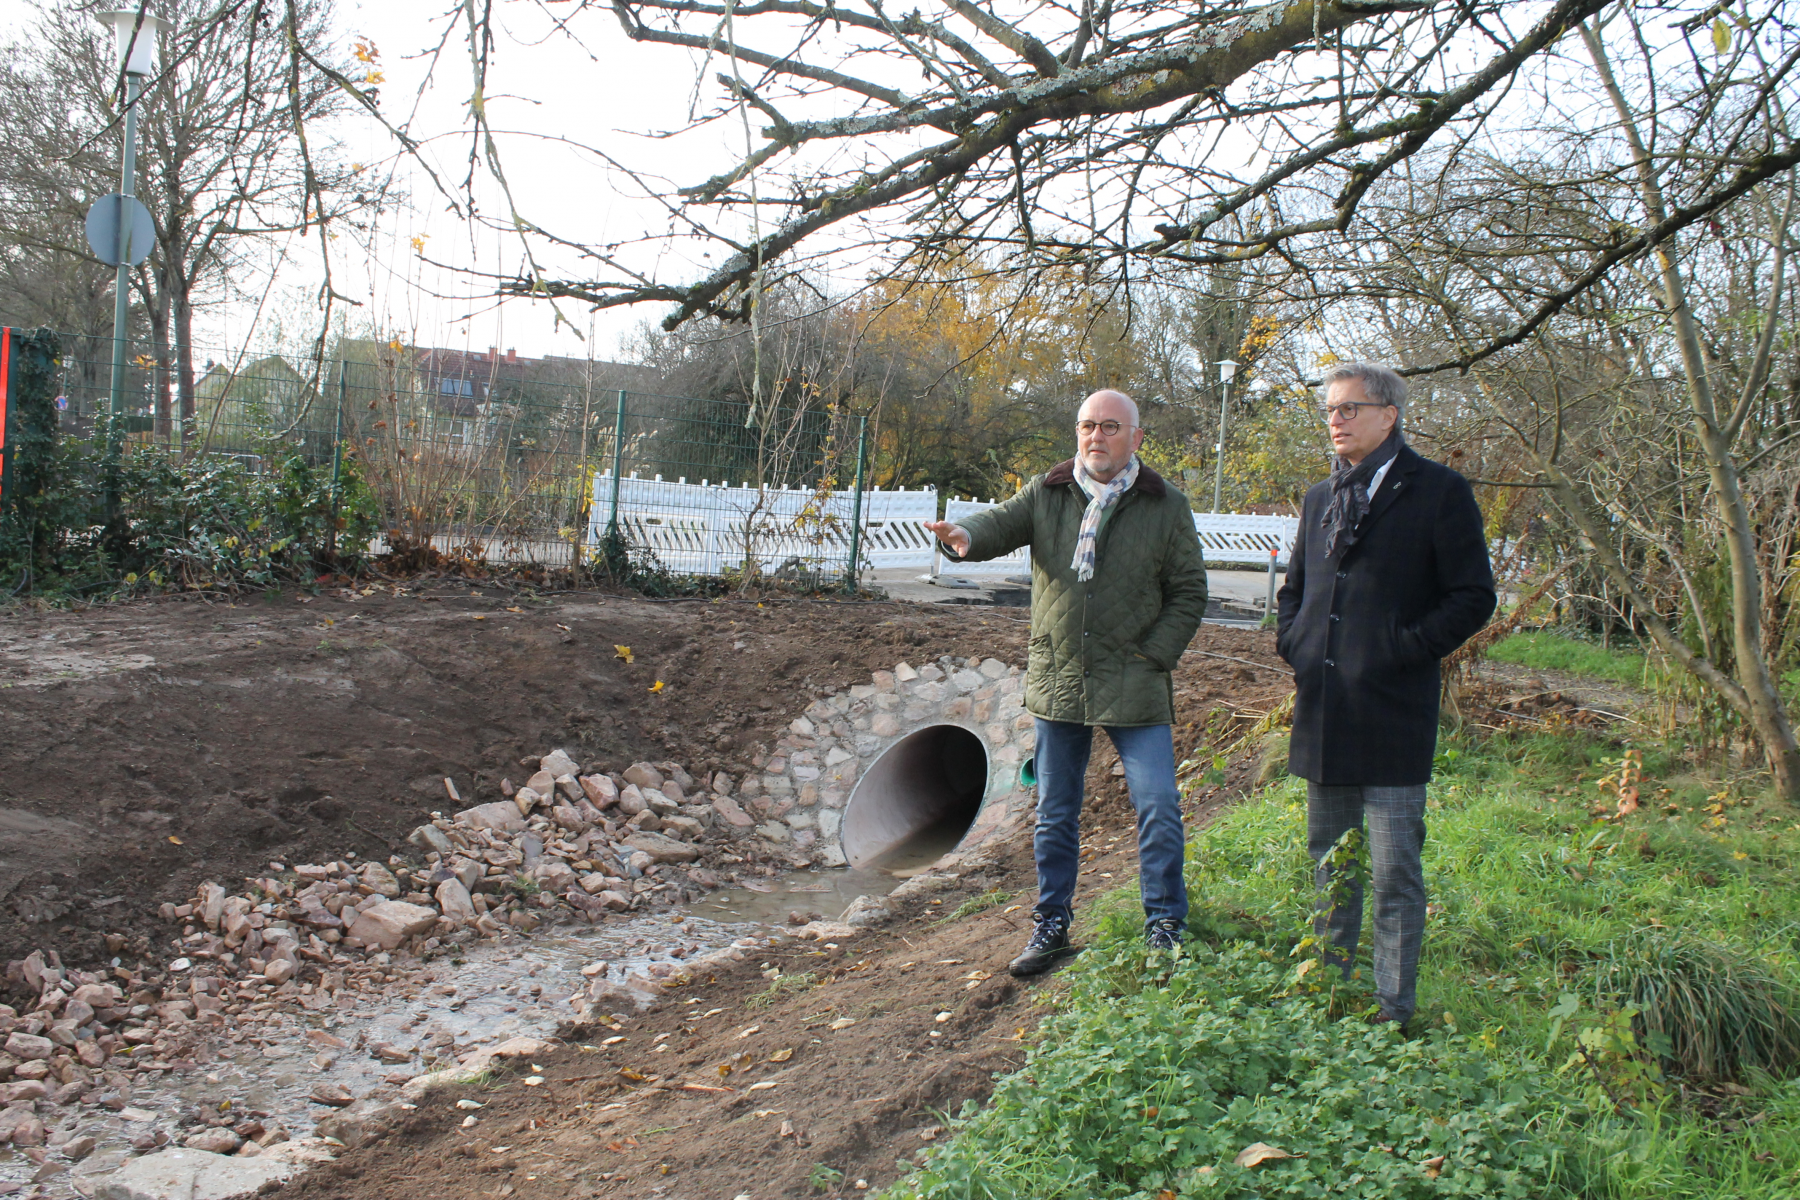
left=95, top=10, right=169, bottom=529
left=1211, top=358, right=1237, bottom=513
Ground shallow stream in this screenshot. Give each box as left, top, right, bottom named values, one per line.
left=2, top=862, right=922, bottom=1197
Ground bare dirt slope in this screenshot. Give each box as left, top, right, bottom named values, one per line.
left=0, top=586, right=1288, bottom=991
left=0, top=586, right=1033, bottom=975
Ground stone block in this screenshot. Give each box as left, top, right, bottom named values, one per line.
left=617, top=785, right=648, bottom=816
left=710, top=794, right=756, bottom=829
left=873, top=692, right=901, bottom=711
left=870, top=714, right=900, bottom=737
left=952, top=669, right=984, bottom=692
left=849, top=685, right=875, bottom=700
left=943, top=697, right=972, bottom=719
left=91, top=1148, right=303, bottom=1200
left=526, top=769, right=557, bottom=796
left=911, top=681, right=946, bottom=702
left=972, top=699, right=994, bottom=723
left=435, top=879, right=476, bottom=923
left=359, top=862, right=401, bottom=898
left=345, top=901, right=439, bottom=951
left=980, top=657, right=1010, bottom=678
left=894, top=661, right=918, bottom=682
left=4, top=1033, right=51, bottom=1061
left=790, top=717, right=815, bottom=736
left=871, top=670, right=896, bottom=692
left=918, top=663, right=945, bottom=681
left=786, top=811, right=816, bottom=831
left=456, top=802, right=525, bottom=833
left=540, top=749, right=580, bottom=778
left=755, top=822, right=791, bottom=843
left=407, top=824, right=452, bottom=856
left=579, top=774, right=618, bottom=808
left=819, top=808, right=842, bottom=838
left=623, top=762, right=665, bottom=790
left=623, top=832, right=699, bottom=864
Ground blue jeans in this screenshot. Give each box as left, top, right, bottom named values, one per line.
left=1032, top=718, right=1188, bottom=928
left=1306, top=783, right=1428, bottom=1022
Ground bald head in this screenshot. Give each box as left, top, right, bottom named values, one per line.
left=1081, top=389, right=1139, bottom=427
left=1075, top=388, right=1144, bottom=482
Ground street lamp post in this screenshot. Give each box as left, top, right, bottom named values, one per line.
left=96, top=9, right=168, bottom=527
left=1211, top=358, right=1238, bottom=513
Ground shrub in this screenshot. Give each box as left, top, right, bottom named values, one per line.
left=1590, top=932, right=1800, bottom=1084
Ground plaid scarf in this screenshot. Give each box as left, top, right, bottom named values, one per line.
left=1320, top=429, right=1404, bottom=559
left=1069, top=455, right=1140, bottom=581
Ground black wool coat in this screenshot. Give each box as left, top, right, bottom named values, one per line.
left=1276, top=445, right=1496, bottom=786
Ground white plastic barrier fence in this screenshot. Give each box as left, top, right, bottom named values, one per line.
left=935, top=498, right=1031, bottom=578
left=587, top=471, right=937, bottom=577
left=586, top=472, right=1298, bottom=580
left=932, top=501, right=1299, bottom=575
left=1194, top=513, right=1299, bottom=568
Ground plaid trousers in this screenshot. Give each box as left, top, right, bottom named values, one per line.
left=1306, top=782, right=1428, bottom=1022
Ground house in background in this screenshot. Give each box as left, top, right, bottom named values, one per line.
left=192, top=356, right=334, bottom=464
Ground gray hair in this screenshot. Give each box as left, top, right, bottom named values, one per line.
left=1319, top=361, right=1407, bottom=419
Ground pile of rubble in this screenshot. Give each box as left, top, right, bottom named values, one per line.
left=0, top=747, right=791, bottom=1169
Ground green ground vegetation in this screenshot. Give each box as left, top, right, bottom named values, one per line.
left=885, top=729, right=1800, bottom=1199
left=1486, top=632, right=1653, bottom=688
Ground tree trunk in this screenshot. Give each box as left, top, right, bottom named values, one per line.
left=173, top=275, right=196, bottom=448
left=1584, top=23, right=1800, bottom=801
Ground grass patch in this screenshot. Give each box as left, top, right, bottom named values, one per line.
left=1487, top=631, right=1651, bottom=686
left=745, top=970, right=818, bottom=1010
left=935, top=889, right=1013, bottom=925
left=885, top=728, right=1800, bottom=1199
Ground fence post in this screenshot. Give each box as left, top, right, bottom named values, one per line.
left=607, top=389, right=627, bottom=536
left=844, top=414, right=867, bottom=593
left=1266, top=548, right=1278, bottom=618
left=328, top=360, right=346, bottom=562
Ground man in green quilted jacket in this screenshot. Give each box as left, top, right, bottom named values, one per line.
left=925, top=389, right=1209, bottom=975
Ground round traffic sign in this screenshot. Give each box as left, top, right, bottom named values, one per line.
left=85, top=193, right=156, bottom=267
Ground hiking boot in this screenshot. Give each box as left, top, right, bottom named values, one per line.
left=1008, top=914, right=1072, bottom=977
left=1145, top=917, right=1184, bottom=952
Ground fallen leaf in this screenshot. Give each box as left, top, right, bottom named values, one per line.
left=601, top=1036, right=625, bottom=1046
left=737, top=1025, right=761, bottom=1038
left=471, top=614, right=486, bottom=621
left=747, top=1081, right=777, bottom=1092
left=522, top=1077, right=544, bottom=1087
left=680, top=1083, right=734, bottom=1094
left=167, top=836, right=183, bottom=845
left=768, top=1048, right=793, bottom=1063
left=505, top=607, right=522, bottom=613
left=827, top=1018, right=857, bottom=1031
left=1422, top=1155, right=1446, bottom=1180
left=649, top=680, right=665, bottom=693
left=614, top=644, right=634, bottom=663
left=618, top=1068, right=647, bottom=1082
left=1235, top=1143, right=1294, bottom=1168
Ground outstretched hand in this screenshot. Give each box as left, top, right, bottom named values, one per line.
left=923, top=519, right=970, bottom=557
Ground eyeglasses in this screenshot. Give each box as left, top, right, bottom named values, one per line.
left=1320, top=401, right=1393, bottom=422
left=1077, top=419, right=1137, bottom=437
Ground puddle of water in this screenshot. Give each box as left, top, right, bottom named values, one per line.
left=6, top=858, right=946, bottom=1196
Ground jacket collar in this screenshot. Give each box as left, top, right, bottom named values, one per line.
left=1044, top=458, right=1167, bottom=498
left=1358, top=443, right=1423, bottom=533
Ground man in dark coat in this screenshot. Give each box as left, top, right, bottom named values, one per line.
left=1276, top=362, right=1495, bottom=1026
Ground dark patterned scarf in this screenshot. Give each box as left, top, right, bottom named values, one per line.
left=1320, top=429, right=1404, bottom=559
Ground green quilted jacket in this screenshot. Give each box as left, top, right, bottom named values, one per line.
left=944, top=459, right=1208, bottom=726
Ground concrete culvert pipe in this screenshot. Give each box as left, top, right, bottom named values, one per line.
left=841, top=724, right=989, bottom=868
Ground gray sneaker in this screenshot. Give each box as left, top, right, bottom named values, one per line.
left=1145, top=918, right=1184, bottom=952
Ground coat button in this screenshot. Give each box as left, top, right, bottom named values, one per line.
left=1335, top=571, right=1347, bottom=579
left=1325, top=658, right=1336, bottom=667
left=1083, top=670, right=1091, bottom=677
left=1329, top=614, right=1340, bottom=622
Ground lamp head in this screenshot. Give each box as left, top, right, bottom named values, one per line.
left=98, top=10, right=171, bottom=77
left=1216, top=359, right=1239, bottom=385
